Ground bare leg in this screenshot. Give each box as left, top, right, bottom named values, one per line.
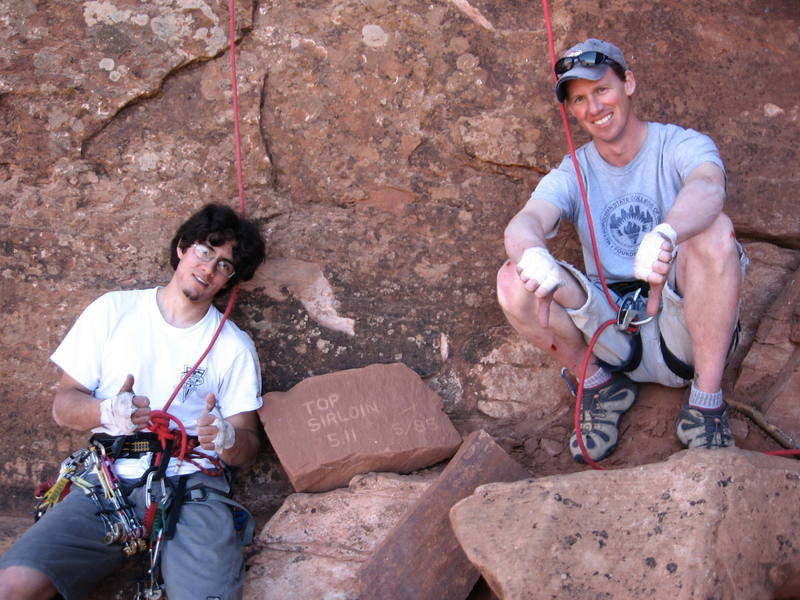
left=675, top=213, right=742, bottom=393
left=497, top=259, right=597, bottom=375
left=0, top=566, right=57, bottom=599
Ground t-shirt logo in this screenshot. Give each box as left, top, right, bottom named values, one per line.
left=601, top=194, right=660, bottom=257
left=180, top=366, right=207, bottom=402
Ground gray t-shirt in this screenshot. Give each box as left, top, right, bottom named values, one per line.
left=531, top=122, right=724, bottom=283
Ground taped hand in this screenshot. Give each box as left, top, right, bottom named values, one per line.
left=99, top=375, right=145, bottom=435
left=517, top=246, right=563, bottom=296
left=634, top=223, right=678, bottom=282
left=634, top=223, right=678, bottom=317
left=198, top=394, right=236, bottom=453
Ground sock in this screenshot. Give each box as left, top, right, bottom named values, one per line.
left=688, top=382, right=724, bottom=412
left=584, top=366, right=612, bottom=389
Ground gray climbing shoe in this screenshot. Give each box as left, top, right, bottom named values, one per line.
left=676, top=400, right=735, bottom=449
left=569, top=373, right=639, bottom=464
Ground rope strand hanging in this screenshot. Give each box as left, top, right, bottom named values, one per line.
left=147, top=0, right=248, bottom=470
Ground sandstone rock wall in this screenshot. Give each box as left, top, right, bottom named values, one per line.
left=0, top=0, right=798, bottom=518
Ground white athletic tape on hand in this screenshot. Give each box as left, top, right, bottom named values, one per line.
left=517, top=246, right=563, bottom=294
left=99, top=392, right=137, bottom=435
left=634, top=223, right=678, bottom=281
left=210, top=404, right=236, bottom=453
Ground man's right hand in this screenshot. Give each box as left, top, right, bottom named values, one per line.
left=516, top=246, right=563, bottom=328
left=99, top=375, right=151, bottom=434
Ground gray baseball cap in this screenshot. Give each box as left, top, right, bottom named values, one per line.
left=554, top=38, right=629, bottom=103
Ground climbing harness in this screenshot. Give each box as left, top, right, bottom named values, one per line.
left=132, top=474, right=255, bottom=600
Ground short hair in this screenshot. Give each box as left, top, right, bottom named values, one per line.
left=169, top=203, right=266, bottom=287
left=608, top=61, right=628, bottom=83
left=564, top=62, right=628, bottom=102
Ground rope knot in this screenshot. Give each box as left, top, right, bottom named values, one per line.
left=148, top=409, right=188, bottom=464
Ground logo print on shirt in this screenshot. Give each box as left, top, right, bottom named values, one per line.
left=601, top=194, right=659, bottom=257
left=180, top=366, right=206, bottom=403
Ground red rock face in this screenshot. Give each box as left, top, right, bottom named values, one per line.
left=0, top=0, right=797, bottom=574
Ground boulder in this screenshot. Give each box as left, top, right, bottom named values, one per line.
left=450, top=449, right=800, bottom=600
left=259, top=363, right=462, bottom=492
left=243, top=470, right=439, bottom=600
left=359, top=430, right=529, bottom=600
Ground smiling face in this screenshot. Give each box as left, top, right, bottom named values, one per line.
left=174, top=239, right=236, bottom=303
left=564, top=67, right=637, bottom=147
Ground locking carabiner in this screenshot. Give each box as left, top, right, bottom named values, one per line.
left=616, top=287, right=653, bottom=332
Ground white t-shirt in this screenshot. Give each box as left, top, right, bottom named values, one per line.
left=531, top=122, right=725, bottom=283
left=50, top=287, right=262, bottom=478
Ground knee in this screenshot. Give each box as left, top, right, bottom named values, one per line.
left=0, top=566, right=54, bottom=600
left=496, top=260, right=522, bottom=314
left=681, top=214, right=738, bottom=270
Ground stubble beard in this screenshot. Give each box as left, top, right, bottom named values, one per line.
left=182, top=287, right=202, bottom=302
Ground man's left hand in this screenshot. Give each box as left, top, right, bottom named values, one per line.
left=634, top=223, right=678, bottom=316
left=197, top=394, right=236, bottom=453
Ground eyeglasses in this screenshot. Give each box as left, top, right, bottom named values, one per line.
left=191, top=243, right=235, bottom=279
left=554, top=51, right=619, bottom=76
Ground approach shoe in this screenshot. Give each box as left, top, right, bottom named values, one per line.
left=569, top=373, right=639, bottom=464
left=676, top=402, right=735, bottom=449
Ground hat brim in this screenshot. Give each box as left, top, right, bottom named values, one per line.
left=554, top=64, right=609, bottom=103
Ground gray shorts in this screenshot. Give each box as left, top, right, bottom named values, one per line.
left=0, top=471, right=245, bottom=600
left=560, top=243, right=748, bottom=388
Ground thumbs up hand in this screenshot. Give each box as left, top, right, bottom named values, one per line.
left=99, top=374, right=151, bottom=435
left=197, top=393, right=236, bottom=453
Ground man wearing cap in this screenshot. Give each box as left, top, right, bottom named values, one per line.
left=497, top=38, right=747, bottom=463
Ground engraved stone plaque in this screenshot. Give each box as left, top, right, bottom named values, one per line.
left=259, top=362, right=462, bottom=492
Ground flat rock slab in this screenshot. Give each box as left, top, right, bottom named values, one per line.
left=259, top=363, right=462, bottom=492
left=243, top=470, right=439, bottom=600
left=450, top=449, right=800, bottom=600
left=359, top=429, right=529, bottom=600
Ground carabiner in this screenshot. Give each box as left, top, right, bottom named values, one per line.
left=616, top=287, right=653, bottom=332
left=144, top=470, right=167, bottom=507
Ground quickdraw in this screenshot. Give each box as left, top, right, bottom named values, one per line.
left=34, top=443, right=148, bottom=557
left=136, top=472, right=169, bottom=600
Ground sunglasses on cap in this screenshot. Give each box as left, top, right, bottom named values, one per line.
left=554, top=51, right=620, bottom=76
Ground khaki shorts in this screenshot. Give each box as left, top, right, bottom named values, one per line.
left=560, top=243, right=748, bottom=388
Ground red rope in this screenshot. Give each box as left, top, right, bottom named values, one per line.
left=571, top=319, right=616, bottom=470
left=228, top=0, right=247, bottom=217
left=147, top=0, right=247, bottom=466
left=542, top=0, right=617, bottom=312
left=542, top=0, right=613, bottom=468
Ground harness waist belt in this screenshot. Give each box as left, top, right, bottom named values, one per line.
left=608, top=280, right=650, bottom=297
left=90, top=433, right=199, bottom=459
